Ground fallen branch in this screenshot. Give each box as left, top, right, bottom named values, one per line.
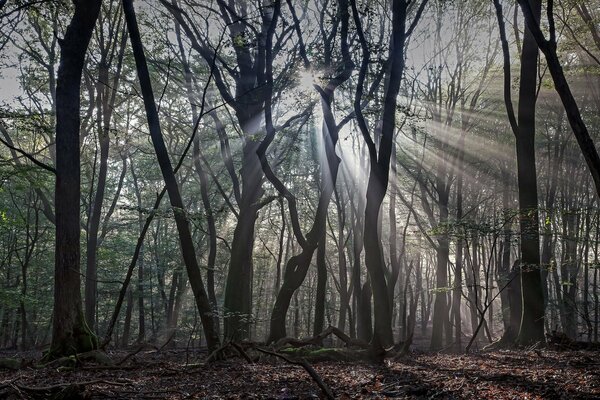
left=254, top=346, right=335, bottom=399
left=274, top=325, right=369, bottom=350
left=546, top=331, right=600, bottom=351
left=5, top=378, right=130, bottom=398
left=117, top=343, right=158, bottom=365
left=15, top=379, right=127, bottom=392
left=40, top=349, right=114, bottom=370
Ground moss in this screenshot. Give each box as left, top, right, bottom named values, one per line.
left=42, top=312, right=98, bottom=362
left=0, top=358, right=23, bottom=370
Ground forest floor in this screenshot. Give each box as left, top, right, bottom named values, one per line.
left=1, top=347, right=599, bottom=399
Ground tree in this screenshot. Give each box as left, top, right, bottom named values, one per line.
left=84, top=4, right=127, bottom=330
left=518, top=0, right=600, bottom=198
left=265, top=0, right=355, bottom=344
left=493, top=0, right=544, bottom=345
left=48, top=0, right=102, bottom=359
left=122, top=0, right=219, bottom=351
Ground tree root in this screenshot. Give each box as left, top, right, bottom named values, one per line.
left=39, top=349, right=115, bottom=371
left=117, top=343, right=158, bottom=365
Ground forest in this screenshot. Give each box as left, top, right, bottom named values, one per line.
left=1, top=0, right=600, bottom=398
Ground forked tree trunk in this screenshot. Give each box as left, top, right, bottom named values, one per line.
left=266, top=0, right=351, bottom=344
left=357, top=0, right=413, bottom=353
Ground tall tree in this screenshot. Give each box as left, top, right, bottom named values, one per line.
left=265, top=0, right=355, bottom=344
left=493, top=0, right=544, bottom=344
left=518, top=0, right=600, bottom=198
left=352, top=0, right=428, bottom=352
left=48, top=0, right=102, bottom=359
left=122, top=0, right=220, bottom=351
left=84, top=6, right=127, bottom=330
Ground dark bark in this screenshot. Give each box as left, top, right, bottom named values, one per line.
left=265, top=0, right=351, bottom=344
left=351, top=0, right=427, bottom=352
left=121, top=288, right=133, bottom=347
left=494, top=0, right=544, bottom=345
left=453, top=180, right=464, bottom=350
left=48, top=0, right=101, bottom=359
left=430, top=188, right=450, bottom=350
left=515, top=0, right=545, bottom=345
left=122, top=0, right=219, bottom=351
left=519, top=0, right=600, bottom=197
left=130, top=163, right=146, bottom=343
left=313, top=228, right=327, bottom=337
left=84, top=25, right=126, bottom=330
left=174, top=21, right=220, bottom=336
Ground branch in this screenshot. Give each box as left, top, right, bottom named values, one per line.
left=254, top=347, right=335, bottom=399
left=0, top=124, right=56, bottom=174
left=492, top=0, right=518, bottom=136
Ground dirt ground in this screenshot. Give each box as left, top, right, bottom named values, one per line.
left=1, top=348, right=599, bottom=399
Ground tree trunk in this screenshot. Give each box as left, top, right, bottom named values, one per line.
left=519, top=0, right=600, bottom=199
left=515, top=0, right=545, bottom=345
left=431, top=190, right=450, bottom=350
left=313, top=228, right=327, bottom=336
left=48, top=0, right=101, bottom=360
left=122, top=0, right=219, bottom=351
left=358, top=0, right=410, bottom=354
left=130, top=164, right=146, bottom=343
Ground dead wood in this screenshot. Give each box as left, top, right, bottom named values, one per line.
left=202, top=340, right=334, bottom=398
left=546, top=331, right=600, bottom=351
left=274, top=325, right=369, bottom=350
left=254, top=346, right=335, bottom=399
left=204, top=340, right=232, bottom=363
left=39, top=349, right=114, bottom=370
left=2, top=378, right=129, bottom=399
left=117, top=343, right=158, bottom=365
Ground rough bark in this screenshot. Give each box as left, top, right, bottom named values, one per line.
left=48, top=0, right=102, bottom=360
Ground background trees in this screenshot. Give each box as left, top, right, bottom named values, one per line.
left=1, top=0, right=600, bottom=355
